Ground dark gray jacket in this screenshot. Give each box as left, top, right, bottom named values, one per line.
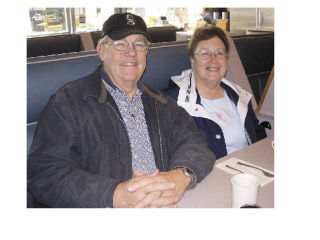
left=27, top=67, right=215, bottom=208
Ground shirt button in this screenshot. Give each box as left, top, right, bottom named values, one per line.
left=216, top=134, right=221, bottom=139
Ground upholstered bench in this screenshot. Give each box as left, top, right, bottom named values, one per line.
left=27, top=41, right=191, bottom=154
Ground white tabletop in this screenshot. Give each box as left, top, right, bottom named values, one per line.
left=178, top=136, right=274, bottom=208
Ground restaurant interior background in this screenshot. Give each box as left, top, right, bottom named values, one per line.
left=3, top=0, right=314, bottom=237
left=15, top=2, right=318, bottom=238
left=26, top=6, right=275, bottom=133
left=27, top=7, right=274, bottom=38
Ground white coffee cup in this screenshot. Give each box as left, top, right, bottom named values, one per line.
left=231, top=174, right=260, bottom=208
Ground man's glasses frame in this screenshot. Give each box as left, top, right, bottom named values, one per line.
left=104, top=39, right=150, bottom=52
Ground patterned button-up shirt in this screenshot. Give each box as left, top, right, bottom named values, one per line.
left=101, top=69, right=157, bottom=174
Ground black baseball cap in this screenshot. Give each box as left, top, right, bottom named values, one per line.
left=101, top=13, right=150, bottom=41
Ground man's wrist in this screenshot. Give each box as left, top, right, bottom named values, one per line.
left=171, top=166, right=196, bottom=190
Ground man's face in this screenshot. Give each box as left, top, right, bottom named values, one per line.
left=98, top=34, right=149, bottom=89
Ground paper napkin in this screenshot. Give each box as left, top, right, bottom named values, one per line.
left=215, top=157, right=274, bottom=186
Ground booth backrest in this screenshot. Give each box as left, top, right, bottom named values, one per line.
left=233, top=34, right=274, bottom=104
left=27, top=35, right=274, bottom=153
left=27, top=41, right=191, bottom=153
left=90, top=30, right=102, bottom=48
left=147, top=26, right=178, bottom=43
left=27, top=41, right=190, bottom=123
left=27, top=34, right=82, bottom=58
left=90, top=26, right=178, bottom=48
left=27, top=51, right=101, bottom=124
left=27, top=34, right=274, bottom=207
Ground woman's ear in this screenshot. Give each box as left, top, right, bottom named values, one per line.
left=190, top=56, right=194, bottom=69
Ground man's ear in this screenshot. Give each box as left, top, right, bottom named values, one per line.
left=96, top=43, right=104, bottom=61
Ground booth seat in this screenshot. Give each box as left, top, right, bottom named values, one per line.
left=27, top=41, right=190, bottom=207
left=27, top=35, right=274, bottom=154
left=27, top=34, right=82, bottom=58
left=27, top=26, right=179, bottom=58
left=90, top=26, right=179, bottom=48
left=27, top=37, right=273, bottom=207
left=147, top=26, right=178, bottom=43
left=232, top=34, right=274, bottom=104
left=90, top=30, right=103, bottom=48
left=27, top=41, right=191, bottom=154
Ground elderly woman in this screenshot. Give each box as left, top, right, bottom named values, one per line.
left=164, top=26, right=266, bottom=159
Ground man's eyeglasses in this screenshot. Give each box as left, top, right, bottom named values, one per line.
left=105, top=40, right=149, bottom=52
left=193, top=49, right=228, bottom=61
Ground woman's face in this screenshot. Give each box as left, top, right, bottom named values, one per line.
left=191, top=36, right=227, bottom=85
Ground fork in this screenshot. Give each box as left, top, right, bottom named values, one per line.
left=237, top=161, right=274, bottom=177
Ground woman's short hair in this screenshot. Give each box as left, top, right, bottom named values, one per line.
left=188, top=26, right=229, bottom=57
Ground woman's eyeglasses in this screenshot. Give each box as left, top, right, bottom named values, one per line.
left=194, top=49, right=228, bottom=60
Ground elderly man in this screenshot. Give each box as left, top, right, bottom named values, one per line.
left=27, top=13, right=215, bottom=208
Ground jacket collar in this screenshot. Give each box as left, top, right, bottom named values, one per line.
left=100, top=67, right=144, bottom=93
left=82, top=65, right=107, bottom=103
left=171, top=68, right=252, bottom=126
left=171, top=68, right=252, bottom=106
left=82, top=65, right=167, bottom=104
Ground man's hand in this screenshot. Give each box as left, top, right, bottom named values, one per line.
left=113, top=169, right=175, bottom=208
left=128, top=169, right=191, bottom=208
left=132, top=169, right=176, bottom=208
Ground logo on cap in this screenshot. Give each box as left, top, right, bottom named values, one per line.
left=126, top=14, right=136, bottom=26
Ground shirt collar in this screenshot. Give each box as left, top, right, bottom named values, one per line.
left=100, top=67, right=144, bottom=93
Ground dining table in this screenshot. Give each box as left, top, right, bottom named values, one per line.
left=178, top=136, right=274, bottom=208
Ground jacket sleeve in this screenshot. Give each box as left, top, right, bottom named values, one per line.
left=27, top=93, right=120, bottom=208
left=163, top=97, right=216, bottom=185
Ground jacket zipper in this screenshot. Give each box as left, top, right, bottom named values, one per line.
left=154, top=101, right=165, bottom=170
left=106, top=99, right=164, bottom=171
left=105, top=101, right=132, bottom=159
left=244, top=128, right=252, bottom=145
left=105, top=101, right=124, bottom=124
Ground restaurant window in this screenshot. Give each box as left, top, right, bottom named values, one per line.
left=74, top=7, right=114, bottom=33
left=28, top=7, right=274, bottom=38
left=27, top=7, right=226, bottom=38
left=27, top=7, right=114, bottom=37
left=28, top=8, right=68, bottom=36
left=125, top=7, right=202, bottom=29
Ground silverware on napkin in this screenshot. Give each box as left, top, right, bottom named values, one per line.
left=225, top=165, right=244, bottom=174
left=237, top=161, right=274, bottom=177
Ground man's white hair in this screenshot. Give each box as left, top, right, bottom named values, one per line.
left=98, top=35, right=109, bottom=46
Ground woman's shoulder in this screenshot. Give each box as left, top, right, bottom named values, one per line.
left=162, top=80, right=179, bottom=100
left=221, top=78, right=252, bottom=102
